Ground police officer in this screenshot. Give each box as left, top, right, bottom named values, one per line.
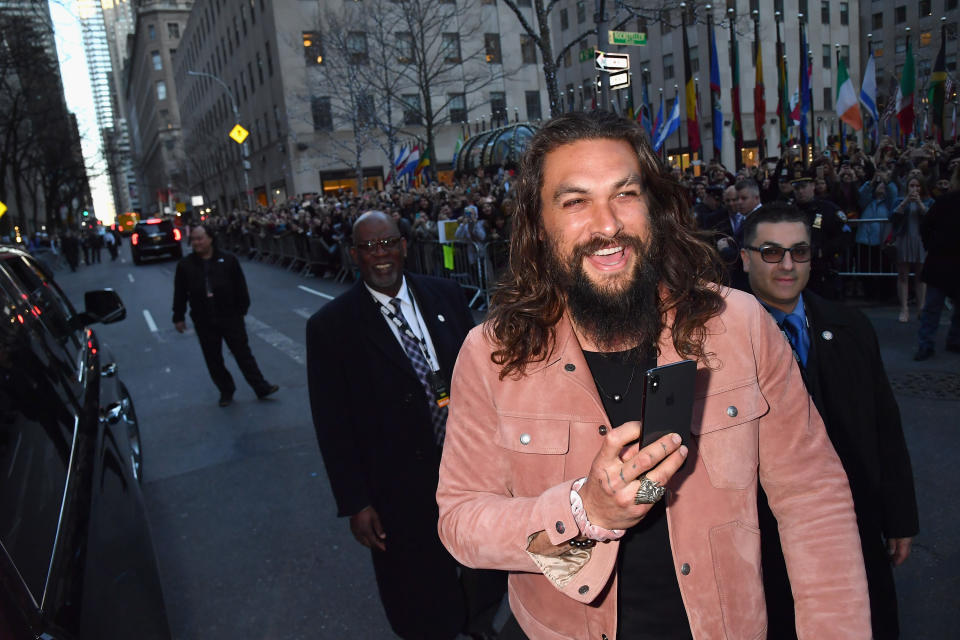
left=792, top=169, right=850, bottom=299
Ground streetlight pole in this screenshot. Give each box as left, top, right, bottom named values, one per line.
left=187, top=69, right=253, bottom=209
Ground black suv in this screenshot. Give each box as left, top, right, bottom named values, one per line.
left=0, top=247, right=170, bottom=639
left=131, top=218, right=183, bottom=265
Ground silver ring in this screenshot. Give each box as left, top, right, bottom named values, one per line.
left=634, top=475, right=666, bottom=505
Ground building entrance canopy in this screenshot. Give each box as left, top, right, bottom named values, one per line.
left=455, top=123, right=537, bottom=173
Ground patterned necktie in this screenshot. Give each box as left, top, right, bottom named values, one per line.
left=390, top=298, right=447, bottom=446
left=780, top=313, right=809, bottom=368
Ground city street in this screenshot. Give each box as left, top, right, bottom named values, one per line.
left=53, top=241, right=959, bottom=640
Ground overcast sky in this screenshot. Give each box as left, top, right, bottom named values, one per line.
left=50, top=0, right=115, bottom=224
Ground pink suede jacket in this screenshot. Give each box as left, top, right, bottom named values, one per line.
left=437, top=289, right=870, bottom=639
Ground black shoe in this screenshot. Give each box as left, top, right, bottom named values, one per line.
left=256, top=383, right=279, bottom=399
left=218, top=392, right=234, bottom=407
left=946, top=343, right=960, bottom=354
left=913, top=346, right=935, bottom=361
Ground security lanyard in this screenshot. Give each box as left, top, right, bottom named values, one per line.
left=377, top=298, right=440, bottom=373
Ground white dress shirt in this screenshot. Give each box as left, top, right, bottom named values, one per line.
left=365, top=277, right=441, bottom=371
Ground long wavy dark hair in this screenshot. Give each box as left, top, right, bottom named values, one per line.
left=486, top=111, right=726, bottom=379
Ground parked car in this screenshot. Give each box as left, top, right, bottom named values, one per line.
left=0, top=246, right=170, bottom=639
left=131, top=219, right=182, bottom=265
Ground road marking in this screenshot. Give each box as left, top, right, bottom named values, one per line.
left=298, top=285, right=334, bottom=300
left=128, top=273, right=135, bottom=283
left=143, top=309, right=158, bottom=333
left=293, top=308, right=312, bottom=319
left=246, top=315, right=306, bottom=365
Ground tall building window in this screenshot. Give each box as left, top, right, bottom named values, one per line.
left=821, top=1, right=830, bottom=24
left=402, top=94, right=422, bottom=125
left=948, top=0, right=959, bottom=11
left=823, top=44, right=832, bottom=68
left=920, top=0, right=932, bottom=15
left=520, top=35, right=537, bottom=64
left=560, top=8, right=569, bottom=30
left=442, top=33, right=461, bottom=63
left=896, top=36, right=906, bottom=54
left=167, top=22, right=180, bottom=39
left=688, top=46, right=699, bottom=73
left=358, top=93, right=375, bottom=124
left=266, top=41, right=274, bottom=76
left=490, top=91, right=507, bottom=124
left=449, top=93, right=467, bottom=123
left=303, top=32, right=323, bottom=65
left=484, top=33, right=501, bottom=64
left=257, top=52, right=264, bottom=84
left=872, top=13, right=883, bottom=29
left=661, top=10, right=672, bottom=34
left=148, top=24, right=156, bottom=40
left=663, top=53, right=674, bottom=79
left=566, top=83, right=575, bottom=111
left=840, top=2, right=848, bottom=25
left=398, top=32, right=414, bottom=63
left=840, top=45, right=849, bottom=66
left=311, top=96, right=332, bottom=130
left=895, top=6, right=906, bottom=23
left=151, top=50, right=162, bottom=70
left=872, top=39, right=884, bottom=57
left=525, top=90, right=542, bottom=121
left=576, top=1, right=586, bottom=24
left=920, top=31, right=933, bottom=47
left=156, top=80, right=167, bottom=100
left=823, top=87, right=831, bottom=110
left=347, top=31, right=368, bottom=64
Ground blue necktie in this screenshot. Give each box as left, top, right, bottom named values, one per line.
left=391, top=298, right=447, bottom=446
left=780, top=313, right=809, bottom=368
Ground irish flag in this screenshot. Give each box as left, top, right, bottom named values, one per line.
left=836, top=57, right=863, bottom=130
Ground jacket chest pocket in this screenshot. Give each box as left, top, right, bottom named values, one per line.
left=496, top=415, right=570, bottom=497
left=692, top=382, right=767, bottom=490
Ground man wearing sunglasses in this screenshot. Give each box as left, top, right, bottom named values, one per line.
left=306, top=210, right=504, bottom=639
left=742, top=203, right=918, bottom=640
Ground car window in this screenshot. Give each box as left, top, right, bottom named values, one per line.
left=137, top=222, right=173, bottom=236
left=0, top=273, right=73, bottom=605
left=0, top=256, right=83, bottom=385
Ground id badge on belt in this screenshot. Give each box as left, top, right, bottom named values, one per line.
left=426, top=370, right=450, bottom=408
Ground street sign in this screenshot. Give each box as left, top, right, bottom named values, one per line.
left=229, top=124, right=249, bottom=144
left=0, top=200, right=6, bottom=219
left=595, top=50, right=630, bottom=72
left=609, top=71, right=631, bottom=90
left=609, top=31, right=647, bottom=46
left=578, top=46, right=595, bottom=63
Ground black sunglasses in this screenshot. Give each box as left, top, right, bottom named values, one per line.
left=744, top=244, right=812, bottom=263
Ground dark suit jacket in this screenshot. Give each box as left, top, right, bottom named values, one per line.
left=172, top=249, right=250, bottom=323
left=760, top=291, right=919, bottom=639
left=306, top=273, right=474, bottom=523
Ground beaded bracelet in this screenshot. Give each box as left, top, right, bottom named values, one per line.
left=569, top=477, right=626, bottom=542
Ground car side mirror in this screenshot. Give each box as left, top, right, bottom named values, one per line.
left=79, top=289, right=126, bottom=325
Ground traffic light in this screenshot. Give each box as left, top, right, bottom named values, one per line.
left=82, top=210, right=89, bottom=217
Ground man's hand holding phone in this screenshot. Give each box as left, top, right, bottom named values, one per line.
left=578, top=426, right=688, bottom=531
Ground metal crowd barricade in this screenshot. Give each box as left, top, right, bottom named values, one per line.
left=838, top=217, right=897, bottom=278
left=405, top=239, right=510, bottom=310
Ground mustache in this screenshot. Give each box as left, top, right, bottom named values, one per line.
left=570, top=234, right=648, bottom=261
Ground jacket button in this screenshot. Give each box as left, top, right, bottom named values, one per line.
left=555, top=521, right=565, bottom=534
left=726, top=406, right=738, bottom=417
left=564, top=363, right=576, bottom=371
left=598, top=425, right=607, bottom=435
left=680, top=562, right=691, bottom=575
left=520, top=433, right=531, bottom=445
left=578, top=585, right=589, bottom=595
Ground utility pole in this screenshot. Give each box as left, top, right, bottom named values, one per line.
left=187, top=70, right=253, bottom=209
left=595, top=0, right=608, bottom=110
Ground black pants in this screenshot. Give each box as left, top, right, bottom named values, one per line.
left=194, top=315, right=268, bottom=395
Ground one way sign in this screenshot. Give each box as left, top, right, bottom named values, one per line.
left=595, top=51, right=630, bottom=72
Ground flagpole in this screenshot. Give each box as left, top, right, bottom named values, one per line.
left=707, top=7, right=720, bottom=162
left=798, top=14, right=808, bottom=166
left=728, top=6, right=743, bottom=170
left=659, top=87, right=666, bottom=162
left=836, top=45, right=846, bottom=154
left=753, top=8, right=766, bottom=161
left=675, top=86, right=683, bottom=170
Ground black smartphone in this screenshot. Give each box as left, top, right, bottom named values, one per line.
left=640, top=360, right=697, bottom=447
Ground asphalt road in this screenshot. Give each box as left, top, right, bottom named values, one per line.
left=52, top=240, right=959, bottom=639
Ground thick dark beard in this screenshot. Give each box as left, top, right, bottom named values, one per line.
left=546, top=232, right=663, bottom=354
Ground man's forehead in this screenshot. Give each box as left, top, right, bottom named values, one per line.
left=754, top=221, right=810, bottom=243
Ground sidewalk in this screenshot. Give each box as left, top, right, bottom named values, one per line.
left=860, top=304, right=959, bottom=639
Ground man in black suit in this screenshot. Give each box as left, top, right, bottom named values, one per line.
left=173, top=225, right=278, bottom=407
left=306, top=211, right=503, bottom=640
left=741, top=203, right=919, bottom=640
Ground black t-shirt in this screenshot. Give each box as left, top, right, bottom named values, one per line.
left=582, top=349, right=692, bottom=640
